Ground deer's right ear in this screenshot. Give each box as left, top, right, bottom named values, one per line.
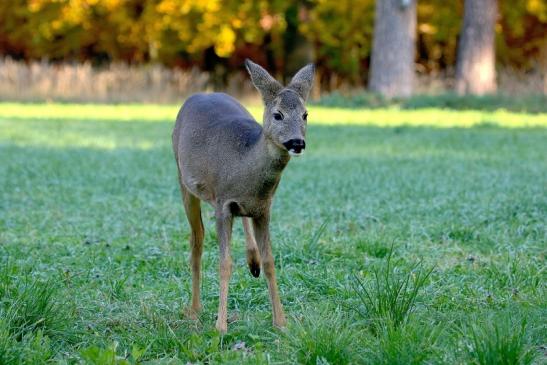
left=288, top=63, right=315, bottom=101
left=245, top=59, right=282, bottom=105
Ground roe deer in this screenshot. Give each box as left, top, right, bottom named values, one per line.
left=172, top=59, right=314, bottom=333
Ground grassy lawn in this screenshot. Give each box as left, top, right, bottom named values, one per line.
left=0, top=102, right=545, bottom=364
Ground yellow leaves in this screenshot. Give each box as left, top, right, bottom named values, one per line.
left=231, top=18, right=242, bottom=29
left=527, top=0, right=546, bottom=22
left=28, top=0, right=46, bottom=13
left=156, top=0, right=177, bottom=14
left=495, top=23, right=503, bottom=34
left=3, top=0, right=293, bottom=63
left=418, top=23, right=437, bottom=35
left=152, top=0, right=289, bottom=58
left=62, top=0, right=88, bottom=25
left=214, top=25, right=236, bottom=57
left=101, top=0, right=122, bottom=10
left=51, top=19, right=63, bottom=31
left=204, top=0, right=220, bottom=13
left=7, top=0, right=541, bottom=74
left=157, top=0, right=219, bottom=14
left=153, top=0, right=240, bottom=57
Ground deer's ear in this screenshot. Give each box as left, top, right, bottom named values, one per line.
left=245, top=59, right=282, bottom=105
left=288, top=64, right=315, bottom=101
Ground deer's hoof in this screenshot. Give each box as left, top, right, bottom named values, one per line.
left=184, top=306, right=201, bottom=320
left=215, top=321, right=228, bottom=334
left=249, top=263, right=260, bottom=278
left=273, top=317, right=287, bottom=329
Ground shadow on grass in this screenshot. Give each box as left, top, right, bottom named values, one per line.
left=2, top=123, right=544, bottom=251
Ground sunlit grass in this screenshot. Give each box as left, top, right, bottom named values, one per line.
left=1, top=102, right=545, bottom=151
left=0, top=102, right=545, bottom=129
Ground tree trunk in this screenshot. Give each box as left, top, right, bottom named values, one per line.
left=283, top=2, right=314, bottom=81
left=369, top=0, right=416, bottom=98
left=455, top=0, right=497, bottom=95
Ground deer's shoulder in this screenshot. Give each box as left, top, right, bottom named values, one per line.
left=184, top=93, right=263, bottom=150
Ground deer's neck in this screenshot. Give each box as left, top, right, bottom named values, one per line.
left=249, top=133, right=290, bottom=178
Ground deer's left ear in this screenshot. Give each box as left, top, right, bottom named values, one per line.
left=288, top=64, right=315, bottom=101
left=245, top=59, right=282, bottom=105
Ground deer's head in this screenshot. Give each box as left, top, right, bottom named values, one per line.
left=245, top=59, right=314, bottom=157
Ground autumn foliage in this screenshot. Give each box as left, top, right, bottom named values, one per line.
left=0, top=0, right=545, bottom=83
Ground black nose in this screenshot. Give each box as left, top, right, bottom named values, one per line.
left=283, top=139, right=306, bottom=154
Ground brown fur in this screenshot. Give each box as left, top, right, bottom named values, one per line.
left=172, top=59, right=314, bottom=333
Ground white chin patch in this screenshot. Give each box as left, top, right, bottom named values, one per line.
left=289, top=149, right=304, bottom=157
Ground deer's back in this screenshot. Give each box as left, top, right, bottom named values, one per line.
left=173, top=93, right=264, bottom=202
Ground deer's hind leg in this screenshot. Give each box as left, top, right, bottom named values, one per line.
left=243, top=217, right=261, bottom=278
left=181, top=184, right=204, bottom=319
left=253, top=214, right=286, bottom=328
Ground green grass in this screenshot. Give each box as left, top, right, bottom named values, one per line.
left=0, top=102, right=545, bottom=363
left=463, top=312, right=536, bottom=365
left=313, top=91, right=547, bottom=114
left=352, top=249, right=433, bottom=332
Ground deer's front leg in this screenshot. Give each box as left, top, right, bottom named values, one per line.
left=253, top=214, right=286, bottom=328
left=215, top=207, right=233, bottom=333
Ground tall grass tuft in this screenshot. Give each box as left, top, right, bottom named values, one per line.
left=0, top=260, right=76, bottom=364
left=366, top=319, right=442, bottom=365
left=283, top=308, right=360, bottom=365
left=0, top=323, right=55, bottom=365
left=352, top=249, right=433, bottom=331
left=464, top=313, right=536, bottom=365
left=3, top=278, right=72, bottom=340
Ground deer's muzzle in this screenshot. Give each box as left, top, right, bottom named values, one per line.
left=283, top=139, right=306, bottom=156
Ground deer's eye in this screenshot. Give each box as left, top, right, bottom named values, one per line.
left=273, top=112, right=283, bottom=121
left=303, top=112, right=308, bottom=121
